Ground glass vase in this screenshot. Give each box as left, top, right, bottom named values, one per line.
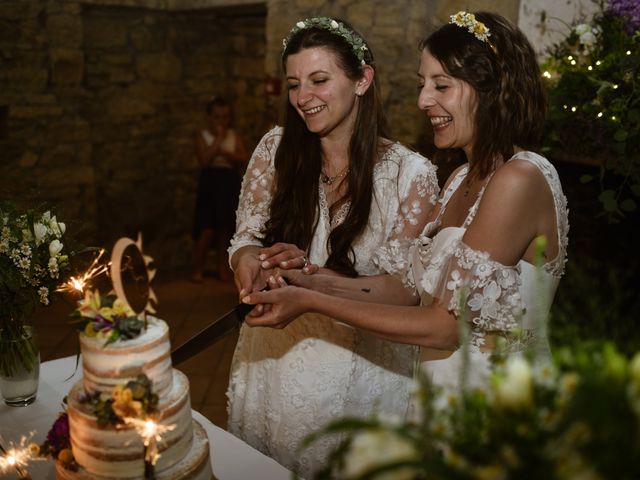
left=0, top=325, right=40, bottom=407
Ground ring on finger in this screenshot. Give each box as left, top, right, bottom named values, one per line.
left=301, top=255, right=309, bottom=268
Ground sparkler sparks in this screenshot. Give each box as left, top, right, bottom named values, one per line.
left=0, top=435, right=38, bottom=479
left=57, top=249, right=108, bottom=295
left=123, top=418, right=175, bottom=466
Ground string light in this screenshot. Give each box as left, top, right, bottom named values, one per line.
left=597, top=112, right=603, bottom=118
left=611, top=115, right=617, bottom=121
left=626, top=50, right=631, bottom=55
left=543, top=71, right=552, bottom=79
left=596, top=60, right=602, bottom=66
left=588, top=65, right=593, bottom=71
left=613, top=84, right=619, bottom=89
left=571, top=106, right=577, bottom=112
left=563, top=104, right=568, bottom=110
left=570, top=59, right=577, bottom=65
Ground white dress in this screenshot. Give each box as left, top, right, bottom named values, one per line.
left=226, top=127, right=439, bottom=477
left=410, top=151, right=569, bottom=393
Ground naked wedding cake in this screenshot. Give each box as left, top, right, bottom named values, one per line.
left=53, top=316, right=213, bottom=480
left=45, top=236, right=213, bottom=479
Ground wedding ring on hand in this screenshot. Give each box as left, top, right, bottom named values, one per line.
left=301, top=255, right=309, bottom=268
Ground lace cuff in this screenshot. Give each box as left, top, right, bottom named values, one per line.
left=419, top=237, right=524, bottom=348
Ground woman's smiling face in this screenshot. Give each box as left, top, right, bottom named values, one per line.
left=417, top=48, right=478, bottom=158
left=285, top=46, right=361, bottom=139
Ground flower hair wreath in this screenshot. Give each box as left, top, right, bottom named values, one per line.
left=449, top=11, right=497, bottom=53
left=282, top=17, right=369, bottom=65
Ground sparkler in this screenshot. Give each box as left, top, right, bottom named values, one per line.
left=123, top=417, right=175, bottom=479
left=0, top=436, right=35, bottom=479
left=57, top=249, right=108, bottom=295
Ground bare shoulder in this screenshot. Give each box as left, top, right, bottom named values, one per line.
left=486, top=158, right=548, bottom=199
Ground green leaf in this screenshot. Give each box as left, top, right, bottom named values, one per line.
left=580, top=174, right=594, bottom=183
left=614, top=129, right=628, bottom=142
left=599, top=190, right=618, bottom=212
left=620, top=198, right=636, bottom=212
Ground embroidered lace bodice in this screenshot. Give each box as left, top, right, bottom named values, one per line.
left=413, top=151, right=569, bottom=353
left=226, top=127, right=439, bottom=477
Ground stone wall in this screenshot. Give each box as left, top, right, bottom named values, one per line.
left=0, top=0, right=520, bottom=270
left=0, top=0, right=267, bottom=268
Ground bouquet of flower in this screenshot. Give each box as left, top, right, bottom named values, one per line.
left=541, top=0, right=640, bottom=221
left=0, top=203, right=72, bottom=376
left=311, top=342, right=640, bottom=479
left=71, top=289, right=144, bottom=345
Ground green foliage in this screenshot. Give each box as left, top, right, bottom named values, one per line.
left=312, top=343, right=640, bottom=479
left=541, top=3, right=640, bottom=222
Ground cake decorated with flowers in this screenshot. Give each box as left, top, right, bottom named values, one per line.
left=41, top=236, right=214, bottom=480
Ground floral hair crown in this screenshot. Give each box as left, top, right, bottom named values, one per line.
left=282, top=17, right=369, bottom=65
left=449, top=11, right=494, bottom=47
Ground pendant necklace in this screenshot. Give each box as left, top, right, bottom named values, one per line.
left=320, top=166, right=349, bottom=185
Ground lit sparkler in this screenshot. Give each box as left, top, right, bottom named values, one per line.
left=0, top=436, right=36, bottom=479
left=123, top=417, right=175, bottom=478
left=57, top=249, right=108, bottom=295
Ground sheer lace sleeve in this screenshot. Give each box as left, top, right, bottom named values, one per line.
left=228, top=127, right=281, bottom=260
left=373, top=149, right=439, bottom=290
left=419, top=235, right=524, bottom=349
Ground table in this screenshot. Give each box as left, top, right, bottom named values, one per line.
left=0, top=357, right=291, bottom=480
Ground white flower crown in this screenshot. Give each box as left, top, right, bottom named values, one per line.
left=282, top=17, right=369, bottom=65
left=449, top=11, right=491, bottom=43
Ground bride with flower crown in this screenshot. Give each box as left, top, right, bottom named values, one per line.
left=242, top=9, right=569, bottom=468
left=226, top=17, right=439, bottom=477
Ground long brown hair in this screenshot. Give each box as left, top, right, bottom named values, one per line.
left=262, top=20, right=388, bottom=276
left=420, top=12, right=546, bottom=180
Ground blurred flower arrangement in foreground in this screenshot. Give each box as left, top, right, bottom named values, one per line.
left=541, top=0, right=639, bottom=221
left=308, top=342, right=640, bottom=479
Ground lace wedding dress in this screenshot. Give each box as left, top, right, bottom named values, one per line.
left=411, top=151, right=569, bottom=392
left=226, top=127, right=439, bottom=477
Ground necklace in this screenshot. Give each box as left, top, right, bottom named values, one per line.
left=320, top=166, right=349, bottom=185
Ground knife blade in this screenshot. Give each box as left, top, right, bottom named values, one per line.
left=171, top=301, right=253, bottom=365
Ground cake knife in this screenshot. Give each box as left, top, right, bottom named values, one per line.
left=170, top=301, right=253, bottom=365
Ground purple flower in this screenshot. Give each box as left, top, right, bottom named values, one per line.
left=44, top=412, right=71, bottom=455
left=608, top=0, right=640, bottom=33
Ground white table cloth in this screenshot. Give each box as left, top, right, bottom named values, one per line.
left=0, top=356, right=290, bottom=480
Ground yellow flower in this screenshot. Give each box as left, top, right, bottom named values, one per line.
left=58, top=448, right=74, bottom=465
left=112, top=385, right=143, bottom=419
left=79, top=289, right=101, bottom=318
left=84, top=322, right=97, bottom=337
left=112, top=298, right=135, bottom=317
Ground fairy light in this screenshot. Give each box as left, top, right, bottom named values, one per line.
left=571, top=106, right=577, bottom=112
left=611, top=115, right=617, bottom=121
left=596, top=60, right=602, bottom=66
left=567, top=55, right=573, bottom=61
left=57, top=249, right=108, bottom=294
left=543, top=70, right=552, bottom=79
left=588, top=65, right=593, bottom=71
left=627, top=50, right=631, bottom=55
left=570, top=59, right=577, bottom=65
left=613, top=84, right=619, bottom=89
left=563, top=104, right=568, bottom=110
left=597, top=112, right=603, bottom=118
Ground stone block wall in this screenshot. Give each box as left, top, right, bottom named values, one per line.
left=0, top=1, right=267, bottom=269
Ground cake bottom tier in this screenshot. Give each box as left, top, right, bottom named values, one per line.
left=55, top=419, right=214, bottom=480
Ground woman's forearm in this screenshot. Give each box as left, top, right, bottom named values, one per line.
left=301, top=272, right=418, bottom=306
left=306, top=289, right=458, bottom=349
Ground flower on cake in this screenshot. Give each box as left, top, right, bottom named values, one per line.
left=72, top=290, right=144, bottom=345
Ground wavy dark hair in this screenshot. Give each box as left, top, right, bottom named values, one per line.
left=421, top=12, right=546, bottom=180
left=262, top=20, right=388, bottom=276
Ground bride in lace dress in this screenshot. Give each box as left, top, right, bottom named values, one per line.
left=226, top=17, right=439, bottom=477
left=244, top=11, right=569, bottom=412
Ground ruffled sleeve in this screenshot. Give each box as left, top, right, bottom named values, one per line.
left=419, top=235, right=524, bottom=349
left=373, top=148, right=439, bottom=289
left=228, top=127, right=281, bottom=261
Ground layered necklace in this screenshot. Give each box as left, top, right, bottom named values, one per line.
left=320, top=165, right=349, bottom=185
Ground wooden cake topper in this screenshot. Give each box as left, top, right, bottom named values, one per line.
left=110, top=233, right=157, bottom=319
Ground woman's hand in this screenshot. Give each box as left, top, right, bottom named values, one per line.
left=242, top=285, right=310, bottom=329
left=258, top=242, right=319, bottom=274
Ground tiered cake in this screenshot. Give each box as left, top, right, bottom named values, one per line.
left=54, top=317, right=213, bottom=480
